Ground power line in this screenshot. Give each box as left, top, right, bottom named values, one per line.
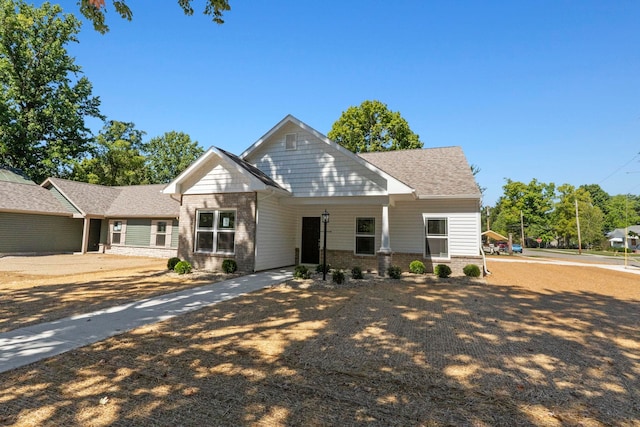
left=598, top=151, right=640, bottom=185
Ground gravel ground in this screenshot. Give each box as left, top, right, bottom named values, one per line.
left=0, top=256, right=638, bottom=426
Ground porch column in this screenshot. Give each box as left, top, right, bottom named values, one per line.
left=81, top=217, right=90, bottom=254
left=377, top=204, right=392, bottom=276
left=379, top=204, right=391, bottom=253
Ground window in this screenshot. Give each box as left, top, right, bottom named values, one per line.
left=155, top=221, right=167, bottom=247
left=355, top=217, right=375, bottom=255
left=195, top=210, right=236, bottom=254
left=425, top=217, right=448, bottom=258
left=110, top=220, right=125, bottom=245
left=285, top=133, right=297, bottom=150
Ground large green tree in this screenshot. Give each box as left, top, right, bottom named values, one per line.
left=0, top=0, right=102, bottom=183
left=604, top=194, right=640, bottom=231
left=328, top=100, right=423, bottom=153
left=72, top=121, right=146, bottom=186
left=492, top=179, right=556, bottom=244
left=145, top=131, right=203, bottom=184
left=80, top=0, right=231, bottom=33
left=552, top=184, right=604, bottom=248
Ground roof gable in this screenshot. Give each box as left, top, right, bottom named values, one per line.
left=241, top=115, right=414, bottom=197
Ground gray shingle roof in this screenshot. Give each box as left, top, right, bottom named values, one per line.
left=46, top=178, right=179, bottom=218
left=358, top=147, right=481, bottom=198
left=0, top=181, right=72, bottom=216
left=106, top=185, right=179, bottom=217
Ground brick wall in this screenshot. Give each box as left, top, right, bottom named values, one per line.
left=179, top=193, right=256, bottom=272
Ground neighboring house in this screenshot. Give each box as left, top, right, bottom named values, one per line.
left=1, top=166, right=180, bottom=258
left=606, top=226, right=640, bottom=249
left=163, top=115, right=483, bottom=275
left=0, top=167, right=83, bottom=254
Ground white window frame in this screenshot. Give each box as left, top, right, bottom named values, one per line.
left=110, top=220, right=126, bottom=245
left=423, top=215, right=449, bottom=259
left=151, top=220, right=172, bottom=248
left=355, top=217, right=376, bottom=256
left=195, top=209, right=236, bottom=254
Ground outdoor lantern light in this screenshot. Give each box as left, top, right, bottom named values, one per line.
left=321, top=210, right=329, bottom=280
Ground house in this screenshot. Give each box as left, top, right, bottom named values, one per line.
left=0, top=167, right=180, bottom=257
left=163, top=115, right=483, bottom=275
left=0, top=167, right=84, bottom=254
left=607, top=226, right=640, bottom=249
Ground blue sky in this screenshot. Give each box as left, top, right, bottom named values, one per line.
left=54, top=0, right=640, bottom=205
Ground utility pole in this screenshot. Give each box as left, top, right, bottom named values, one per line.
left=520, top=210, right=525, bottom=248
left=575, top=198, right=582, bottom=255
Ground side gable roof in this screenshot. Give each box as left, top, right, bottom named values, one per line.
left=163, top=146, right=288, bottom=195
left=0, top=181, right=72, bottom=216
left=358, top=147, right=481, bottom=199
left=43, top=178, right=179, bottom=218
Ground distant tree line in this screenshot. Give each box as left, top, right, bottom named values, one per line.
left=485, top=179, right=640, bottom=249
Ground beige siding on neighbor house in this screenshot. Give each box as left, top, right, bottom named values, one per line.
left=245, top=122, right=387, bottom=197
left=254, top=193, right=295, bottom=271
left=389, top=199, right=481, bottom=256
left=183, top=157, right=252, bottom=195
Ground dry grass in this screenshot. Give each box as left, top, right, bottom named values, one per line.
left=0, top=257, right=639, bottom=426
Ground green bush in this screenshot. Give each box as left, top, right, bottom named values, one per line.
left=387, top=265, right=402, bottom=279
left=167, top=257, right=181, bottom=270
left=332, top=269, right=345, bottom=284
left=351, top=266, right=364, bottom=279
left=294, top=265, right=311, bottom=279
left=434, top=264, right=451, bottom=278
left=316, top=263, right=331, bottom=274
left=174, top=260, right=192, bottom=275
left=463, top=264, right=481, bottom=278
left=222, top=259, right=237, bottom=274
left=409, top=260, right=426, bottom=274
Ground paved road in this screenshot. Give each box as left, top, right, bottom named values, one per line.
left=522, top=248, right=640, bottom=267
left=0, top=268, right=293, bottom=374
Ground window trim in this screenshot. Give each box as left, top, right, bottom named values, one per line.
left=354, top=217, right=376, bottom=256
left=423, top=215, right=449, bottom=260
left=194, top=209, right=236, bottom=255
left=285, top=133, right=297, bottom=150
left=151, top=219, right=172, bottom=248
left=110, top=220, right=126, bottom=246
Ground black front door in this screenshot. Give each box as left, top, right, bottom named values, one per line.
left=87, top=219, right=102, bottom=252
left=301, top=217, right=320, bottom=264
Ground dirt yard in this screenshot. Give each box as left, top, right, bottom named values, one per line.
left=0, top=255, right=638, bottom=426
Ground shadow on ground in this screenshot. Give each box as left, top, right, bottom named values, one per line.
left=0, top=277, right=638, bottom=426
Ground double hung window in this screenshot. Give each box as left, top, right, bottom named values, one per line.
left=425, top=217, right=448, bottom=258
left=355, top=217, right=375, bottom=255
left=195, top=210, right=236, bottom=254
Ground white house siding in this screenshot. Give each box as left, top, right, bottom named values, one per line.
left=390, top=199, right=481, bottom=257
left=245, top=123, right=387, bottom=197
left=254, top=194, right=296, bottom=271
left=293, top=204, right=382, bottom=253
left=183, top=157, right=252, bottom=195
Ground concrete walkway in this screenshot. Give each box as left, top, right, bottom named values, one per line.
left=0, top=268, right=293, bottom=374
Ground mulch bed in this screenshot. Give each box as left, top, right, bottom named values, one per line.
left=1, top=263, right=639, bottom=426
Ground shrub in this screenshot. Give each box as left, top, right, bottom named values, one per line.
left=409, top=260, right=426, bottom=274
left=316, top=263, right=331, bottom=274
left=434, top=264, right=451, bottom=278
left=387, top=265, right=402, bottom=279
left=463, top=264, right=481, bottom=278
left=222, top=259, right=237, bottom=274
left=174, top=260, right=192, bottom=275
left=167, top=257, right=181, bottom=270
left=351, top=266, right=364, bottom=279
left=332, top=269, right=345, bottom=284
left=294, top=265, right=311, bottom=279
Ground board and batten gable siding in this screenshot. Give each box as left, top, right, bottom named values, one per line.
left=0, top=212, right=82, bottom=253
left=254, top=194, right=295, bottom=271
left=245, top=123, right=388, bottom=197
left=44, top=185, right=81, bottom=214
left=182, top=155, right=253, bottom=195
left=293, top=204, right=382, bottom=253
left=389, top=199, right=481, bottom=256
